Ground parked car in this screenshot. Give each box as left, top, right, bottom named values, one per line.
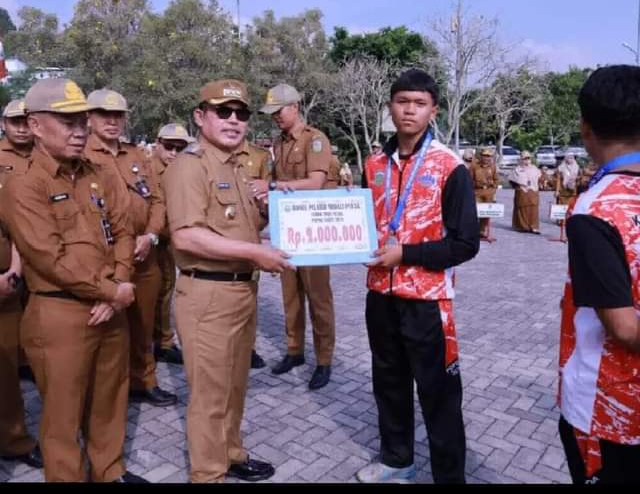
left=498, top=146, right=520, bottom=168
left=535, top=145, right=561, bottom=167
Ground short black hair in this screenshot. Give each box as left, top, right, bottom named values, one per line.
left=390, top=69, right=439, bottom=106
left=579, top=65, right=640, bottom=141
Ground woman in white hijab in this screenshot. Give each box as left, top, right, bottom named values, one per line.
left=509, top=150, right=542, bottom=234
left=555, top=153, right=580, bottom=205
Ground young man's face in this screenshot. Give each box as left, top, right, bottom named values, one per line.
left=271, top=104, right=299, bottom=133
left=28, top=112, right=89, bottom=162
left=2, top=116, right=33, bottom=147
left=89, top=109, right=126, bottom=142
left=389, top=91, right=438, bottom=137
left=157, top=139, right=188, bottom=166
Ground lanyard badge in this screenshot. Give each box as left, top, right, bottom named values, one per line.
left=384, top=130, right=434, bottom=241
left=90, top=183, right=115, bottom=246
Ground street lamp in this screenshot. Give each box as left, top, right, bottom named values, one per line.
left=622, top=0, right=640, bottom=65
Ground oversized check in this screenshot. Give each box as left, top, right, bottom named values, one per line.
left=268, top=189, right=378, bottom=266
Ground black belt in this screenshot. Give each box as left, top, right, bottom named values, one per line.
left=181, top=270, right=256, bottom=282
left=35, top=291, right=82, bottom=301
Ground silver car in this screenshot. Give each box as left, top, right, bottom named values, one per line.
left=499, top=146, right=520, bottom=168
left=535, top=145, right=560, bottom=167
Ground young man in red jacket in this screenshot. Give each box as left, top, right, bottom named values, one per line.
left=358, top=69, right=479, bottom=484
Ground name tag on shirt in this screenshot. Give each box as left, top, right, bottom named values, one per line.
left=50, top=193, right=70, bottom=203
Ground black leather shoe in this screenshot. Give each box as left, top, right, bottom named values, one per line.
left=308, top=365, right=331, bottom=390
left=271, top=354, right=305, bottom=375
left=154, top=345, right=184, bottom=365
left=112, top=471, right=149, bottom=483
left=251, top=350, right=266, bottom=369
left=1, top=444, right=43, bottom=469
left=129, top=387, right=178, bottom=407
left=227, top=458, right=275, bottom=482
left=18, top=365, right=35, bottom=383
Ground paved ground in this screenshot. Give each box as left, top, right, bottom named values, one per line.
left=2, top=189, right=573, bottom=484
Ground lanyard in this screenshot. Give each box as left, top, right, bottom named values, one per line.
left=385, top=130, right=433, bottom=233
left=589, top=151, right=640, bottom=189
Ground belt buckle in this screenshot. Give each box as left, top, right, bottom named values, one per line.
left=251, top=271, right=260, bottom=282
left=232, top=272, right=238, bottom=282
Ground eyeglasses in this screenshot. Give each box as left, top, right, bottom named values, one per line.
left=211, top=105, right=252, bottom=122
left=161, top=141, right=187, bottom=152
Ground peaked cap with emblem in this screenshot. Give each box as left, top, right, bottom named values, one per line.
left=157, top=123, right=195, bottom=143
left=2, top=99, right=27, bottom=118
left=260, top=84, right=301, bottom=115
left=87, top=88, right=130, bottom=112
left=199, top=79, right=250, bottom=107
left=25, top=79, right=91, bottom=114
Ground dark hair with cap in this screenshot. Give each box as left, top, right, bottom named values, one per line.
left=390, top=69, right=439, bottom=106
left=579, top=65, right=640, bottom=141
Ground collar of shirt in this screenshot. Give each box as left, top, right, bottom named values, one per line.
left=282, top=123, right=306, bottom=143
left=32, top=146, right=93, bottom=178
left=0, top=138, right=31, bottom=158
left=87, top=134, right=128, bottom=156
left=383, top=128, right=431, bottom=170
left=198, top=136, right=237, bottom=166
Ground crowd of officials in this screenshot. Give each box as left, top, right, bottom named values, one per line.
left=0, top=64, right=639, bottom=485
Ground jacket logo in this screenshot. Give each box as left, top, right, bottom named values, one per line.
left=419, top=174, right=436, bottom=187
left=50, top=193, right=70, bottom=203
left=374, top=172, right=385, bottom=186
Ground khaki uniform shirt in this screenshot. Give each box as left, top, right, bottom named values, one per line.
left=470, top=162, right=498, bottom=191
left=273, top=125, right=331, bottom=182
left=164, top=138, right=265, bottom=274
left=0, top=139, right=30, bottom=271
left=326, top=155, right=340, bottom=190
left=238, top=141, right=271, bottom=180
left=0, top=147, right=135, bottom=301
left=150, top=154, right=172, bottom=241
left=84, top=135, right=165, bottom=237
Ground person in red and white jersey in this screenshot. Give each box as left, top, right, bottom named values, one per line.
left=559, top=65, right=640, bottom=485
left=356, top=69, right=479, bottom=484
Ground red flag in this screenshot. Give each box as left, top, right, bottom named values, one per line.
left=0, top=40, right=7, bottom=80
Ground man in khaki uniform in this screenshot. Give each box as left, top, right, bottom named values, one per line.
left=151, top=123, right=193, bottom=366
left=470, top=148, right=499, bottom=238
left=164, top=79, right=293, bottom=483
left=237, top=137, right=273, bottom=370
left=0, top=99, right=42, bottom=470
left=326, top=145, right=341, bottom=189
left=0, top=79, right=145, bottom=482
left=85, top=89, right=177, bottom=408
left=256, top=84, right=336, bottom=391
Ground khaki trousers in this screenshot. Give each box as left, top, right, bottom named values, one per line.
left=0, top=298, right=35, bottom=457
left=281, top=266, right=335, bottom=365
left=175, top=275, right=257, bottom=483
left=21, top=295, right=129, bottom=482
left=153, top=245, right=177, bottom=350
left=129, top=251, right=162, bottom=391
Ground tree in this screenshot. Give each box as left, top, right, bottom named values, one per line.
left=330, top=26, right=432, bottom=65
left=539, top=67, right=591, bottom=146
left=327, top=56, right=397, bottom=172
left=427, top=0, right=510, bottom=149
left=0, top=8, right=16, bottom=38
left=128, top=0, right=237, bottom=138
left=243, top=8, right=332, bottom=135
left=484, top=61, right=545, bottom=160
left=3, top=7, right=65, bottom=67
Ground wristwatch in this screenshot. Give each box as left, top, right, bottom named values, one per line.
left=268, top=181, right=278, bottom=191
left=147, top=233, right=159, bottom=247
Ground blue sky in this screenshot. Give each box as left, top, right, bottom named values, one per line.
left=2, top=0, right=639, bottom=71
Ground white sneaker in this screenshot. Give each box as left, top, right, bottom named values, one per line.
left=356, top=462, right=416, bottom=483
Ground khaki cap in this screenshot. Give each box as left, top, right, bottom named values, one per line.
left=25, top=79, right=91, bottom=114
left=521, top=150, right=532, bottom=159
left=260, top=84, right=301, bottom=114
left=199, top=79, right=249, bottom=107
left=158, top=123, right=195, bottom=143
left=2, top=99, right=26, bottom=118
left=87, top=89, right=129, bottom=112
left=480, top=148, right=494, bottom=157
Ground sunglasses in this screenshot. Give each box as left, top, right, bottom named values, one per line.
left=210, top=105, right=252, bottom=122
left=161, top=141, right=187, bottom=152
